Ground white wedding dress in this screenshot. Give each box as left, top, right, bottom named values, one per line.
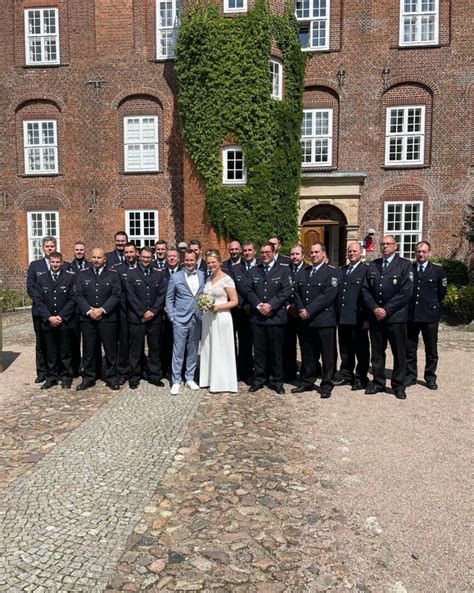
left=199, top=274, right=238, bottom=392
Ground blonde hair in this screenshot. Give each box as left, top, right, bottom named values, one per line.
left=206, top=249, right=221, bottom=262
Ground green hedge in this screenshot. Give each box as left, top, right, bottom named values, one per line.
left=443, top=284, right=474, bottom=324
left=432, top=258, right=469, bottom=286
left=175, top=0, right=305, bottom=246
left=0, top=288, right=31, bottom=312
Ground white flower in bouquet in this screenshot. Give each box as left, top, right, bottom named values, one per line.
left=197, top=293, right=215, bottom=312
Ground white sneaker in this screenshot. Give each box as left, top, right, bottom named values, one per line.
left=186, top=380, right=200, bottom=391
left=170, top=383, right=181, bottom=395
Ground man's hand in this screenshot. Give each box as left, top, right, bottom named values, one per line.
left=143, top=310, right=155, bottom=321
left=374, top=307, right=387, bottom=321
left=48, top=315, right=62, bottom=328
left=260, top=303, right=272, bottom=316
left=299, top=308, right=310, bottom=320
left=287, top=303, right=298, bottom=318
left=89, top=307, right=103, bottom=320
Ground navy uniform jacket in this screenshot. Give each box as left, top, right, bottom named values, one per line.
left=275, top=253, right=291, bottom=266
left=75, top=267, right=121, bottom=322
left=288, top=263, right=305, bottom=305
left=152, top=258, right=167, bottom=271
left=222, top=257, right=243, bottom=271
left=362, top=254, right=414, bottom=323
left=126, top=267, right=167, bottom=324
left=244, top=261, right=292, bottom=325
left=34, top=269, right=77, bottom=330
left=337, top=262, right=370, bottom=326
left=65, top=259, right=91, bottom=273
left=27, top=257, right=50, bottom=317
left=409, top=262, right=447, bottom=323
left=294, top=263, right=340, bottom=328
left=114, top=262, right=138, bottom=311
left=105, top=250, right=124, bottom=268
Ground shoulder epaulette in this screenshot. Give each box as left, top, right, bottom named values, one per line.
left=79, top=267, right=89, bottom=272
left=107, top=267, right=118, bottom=273
left=37, top=271, right=47, bottom=276
left=66, top=269, right=76, bottom=275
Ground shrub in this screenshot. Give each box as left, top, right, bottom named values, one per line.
left=432, top=258, right=469, bottom=286
left=0, top=288, right=31, bottom=312
left=443, top=284, right=474, bottom=323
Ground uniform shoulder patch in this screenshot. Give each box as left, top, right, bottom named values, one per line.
left=66, top=269, right=76, bottom=275
left=442, top=277, right=448, bottom=287
left=409, top=271, right=414, bottom=281
left=331, top=277, right=338, bottom=287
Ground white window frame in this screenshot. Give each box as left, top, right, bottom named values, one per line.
left=224, top=0, right=247, bottom=14
left=295, top=0, right=330, bottom=51
left=24, top=7, right=60, bottom=65
left=301, top=108, right=333, bottom=167
left=399, top=0, right=439, bottom=46
left=385, top=105, right=425, bottom=166
left=270, top=58, right=283, bottom=100
left=156, top=0, right=181, bottom=59
left=23, top=120, right=58, bottom=175
left=124, top=116, right=159, bottom=172
left=384, top=201, right=423, bottom=259
left=126, top=210, right=159, bottom=248
left=223, top=146, right=247, bottom=185
left=27, top=211, right=60, bottom=262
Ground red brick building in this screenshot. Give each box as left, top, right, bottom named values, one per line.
left=0, top=0, right=471, bottom=288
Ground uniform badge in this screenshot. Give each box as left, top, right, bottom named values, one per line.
left=331, top=277, right=338, bottom=287
left=442, top=277, right=447, bottom=287
left=409, top=271, right=414, bottom=282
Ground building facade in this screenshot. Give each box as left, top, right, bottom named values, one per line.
left=0, top=0, right=471, bottom=288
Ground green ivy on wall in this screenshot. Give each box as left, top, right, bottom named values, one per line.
left=175, top=0, right=306, bottom=247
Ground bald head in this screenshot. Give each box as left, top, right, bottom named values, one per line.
left=347, top=242, right=362, bottom=264
left=91, top=248, right=106, bottom=269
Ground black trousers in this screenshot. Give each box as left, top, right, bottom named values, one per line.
left=338, top=324, right=370, bottom=384
left=129, top=320, right=162, bottom=382
left=117, top=309, right=130, bottom=379
left=32, top=314, right=47, bottom=379
left=251, top=323, right=284, bottom=387
left=369, top=322, right=407, bottom=389
left=234, top=308, right=253, bottom=380
left=43, top=328, right=73, bottom=382
left=300, top=325, right=336, bottom=393
left=283, top=314, right=300, bottom=380
left=81, top=320, right=118, bottom=382
left=406, top=321, right=439, bottom=383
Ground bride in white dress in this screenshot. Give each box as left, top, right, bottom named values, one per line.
left=199, top=250, right=239, bottom=392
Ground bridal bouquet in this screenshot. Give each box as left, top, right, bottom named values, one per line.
left=197, top=293, right=215, bottom=312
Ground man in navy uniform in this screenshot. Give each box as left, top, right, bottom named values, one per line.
left=75, top=248, right=121, bottom=391
left=283, top=243, right=306, bottom=382
left=189, top=239, right=208, bottom=273
left=268, top=235, right=291, bottom=266
left=406, top=241, right=447, bottom=390
left=126, top=246, right=167, bottom=389
left=293, top=242, right=339, bottom=398
left=66, top=241, right=91, bottom=376
left=105, top=231, right=128, bottom=268
left=245, top=242, right=292, bottom=394
left=334, top=242, right=370, bottom=391
left=113, top=242, right=139, bottom=384
left=223, top=240, right=243, bottom=271
left=362, top=235, right=414, bottom=399
left=34, top=252, right=77, bottom=389
left=27, top=236, right=58, bottom=383
left=153, top=240, right=168, bottom=270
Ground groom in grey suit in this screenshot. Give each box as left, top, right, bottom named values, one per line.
left=166, top=250, right=206, bottom=395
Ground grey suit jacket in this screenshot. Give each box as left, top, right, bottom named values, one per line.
left=166, top=269, right=205, bottom=324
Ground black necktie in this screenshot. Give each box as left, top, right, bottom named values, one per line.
left=144, top=269, right=149, bottom=277
left=418, top=265, right=424, bottom=274
left=382, top=260, right=389, bottom=273
left=95, top=269, right=100, bottom=277
left=311, top=265, right=317, bottom=276
left=52, top=273, right=58, bottom=282
left=346, top=265, right=353, bottom=276
left=264, top=265, right=269, bottom=275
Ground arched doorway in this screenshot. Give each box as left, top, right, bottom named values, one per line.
left=301, top=204, right=347, bottom=266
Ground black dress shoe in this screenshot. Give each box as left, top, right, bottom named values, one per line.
left=76, top=380, right=96, bottom=391
left=118, top=376, right=128, bottom=386
left=41, top=379, right=58, bottom=390
left=320, top=391, right=332, bottom=399
left=405, top=378, right=417, bottom=387
left=35, top=376, right=46, bottom=384
left=61, top=382, right=72, bottom=390
left=149, top=379, right=165, bottom=387
left=351, top=380, right=365, bottom=391
left=333, top=377, right=352, bottom=386
left=129, top=380, right=140, bottom=390
left=249, top=383, right=264, bottom=393
left=425, top=382, right=438, bottom=390
left=291, top=384, right=313, bottom=393
left=270, top=384, right=285, bottom=395
left=394, top=388, right=407, bottom=400
left=365, top=385, right=386, bottom=395
left=106, top=381, right=120, bottom=391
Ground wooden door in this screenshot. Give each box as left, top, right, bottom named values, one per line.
left=302, top=225, right=324, bottom=262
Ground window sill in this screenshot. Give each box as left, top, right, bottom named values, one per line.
left=301, top=166, right=336, bottom=172
left=391, top=44, right=443, bottom=50
left=19, top=173, right=62, bottom=177
left=122, top=170, right=163, bottom=175
left=381, top=164, right=429, bottom=170
left=152, top=58, right=176, bottom=63
left=222, top=181, right=247, bottom=186
left=22, top=63, right=69, bottom=69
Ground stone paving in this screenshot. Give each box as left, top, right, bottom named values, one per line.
left=0, top=386, right=200, bottom=592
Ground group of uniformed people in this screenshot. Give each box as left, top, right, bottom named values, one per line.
left=26, top=231, right=447, bottom=400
